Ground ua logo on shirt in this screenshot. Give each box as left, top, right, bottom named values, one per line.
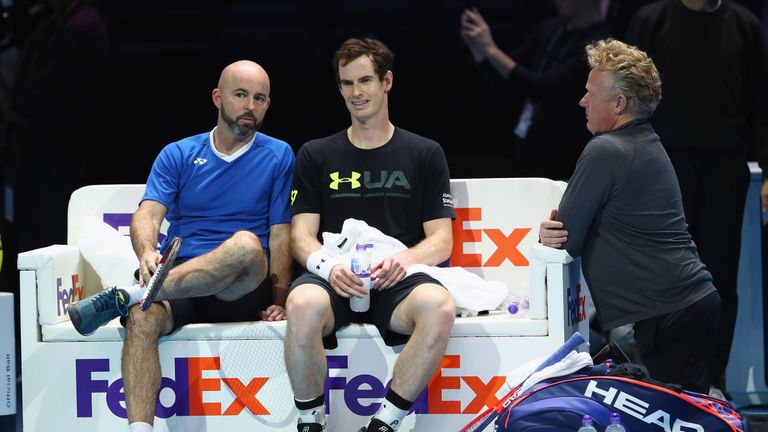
left=329, top=171, right=361, bottom=190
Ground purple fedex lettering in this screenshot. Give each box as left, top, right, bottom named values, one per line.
left=57, top=274, right=83, bottom=316
left=57, top=277, right=69, bottom=316
left=326, top=355, right=387, bottom=416
left=76, top=359, right=110, bottom=417
left=76, top=359, right=127, bottom=418
left=325, top=354, right=505, bottom=416
left=567, top=284, right=586, bottom=327
left=156, top=358, right=190, bottom=418
left=76, top=358, right=191, bottom=419
left=103, top=213, right=166, bottom=245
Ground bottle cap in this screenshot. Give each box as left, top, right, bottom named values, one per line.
left=610, top=412, right=621, bottom=423
left=581, top=415, right=593, bottom=426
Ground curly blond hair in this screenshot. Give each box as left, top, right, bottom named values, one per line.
left=586, top=38, right=662, bottom=117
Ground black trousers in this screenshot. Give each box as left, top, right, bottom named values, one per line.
left=634, top=291, right=721, bottom=393
left=668, top=152, right=750, bottom=384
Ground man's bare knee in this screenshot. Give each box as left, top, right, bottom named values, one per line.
left=286, top=285, right=333, bottom=338
left=124, top=303, right=171, bottom=340
left=228, top=231, right=268, bottom=281
left=414, top=286, right=455, bottom=339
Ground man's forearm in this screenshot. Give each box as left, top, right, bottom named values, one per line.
left=268, top=224, right=292, bottom=307
left=400, top=219, right=453, bottom=267
left=130, top=210, right=161, bottom=258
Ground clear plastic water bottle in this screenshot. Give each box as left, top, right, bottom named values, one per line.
left=504, top=294, right=530, bottom=317
left=350, top=243, right=371, bottom=312
left=577, top=415, right=598, bottom=432
left=605, top=412, right=626, bottom=432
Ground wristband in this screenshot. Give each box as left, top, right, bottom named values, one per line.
left=306, top=250, right=342, bottom=281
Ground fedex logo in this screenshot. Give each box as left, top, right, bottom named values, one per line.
left=57, top=274, right=83, bottom=316
left=584, top=380, right=704, bottom=432
left=103, top=213, right=166, bottom=245
left=326, top=354, right=506, bottom=416
left=567, top=284, right=587, bottom=327
left=450, top=208, right=531, bottom=267
left=76, top=357, right=268, bottom=418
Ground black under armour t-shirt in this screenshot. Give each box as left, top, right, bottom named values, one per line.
left=291, top=127, right=455, bottom=247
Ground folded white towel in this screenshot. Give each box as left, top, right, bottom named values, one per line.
left=505, top=349, right=593, bottom=395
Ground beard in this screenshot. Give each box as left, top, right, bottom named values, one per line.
left=221, top=105, right=263, bottom=138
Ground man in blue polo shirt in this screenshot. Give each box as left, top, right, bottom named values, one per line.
left=66, top=60, right=295, bottom=432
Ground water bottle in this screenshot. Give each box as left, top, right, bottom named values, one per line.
left=605, top=412, right=626, bottom=432
left=577, top=415, right=598, bottom=432
left=520, top=295, right=530, bottom=317
left=503, top=295, right=529, bottom=317
left=350, top=243, right=371, bottom=312
left=505, top=295, right=521, bottom=315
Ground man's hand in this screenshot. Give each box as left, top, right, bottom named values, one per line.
left=329, top=264, right=368, bottom=298
left=371, top=251, right=411, bottom=290
left=260, top=304, right=286, bottom=321
left=460, top=8, right=496, bottom=59
left=137, top=250, right=162, bottom=286
left=539, top=209, right=568, bottom=248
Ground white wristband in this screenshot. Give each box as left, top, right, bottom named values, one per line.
left=306, top=250, right=342, bottom=281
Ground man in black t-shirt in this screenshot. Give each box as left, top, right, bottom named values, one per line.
left=284, top=38, right=456, bottom=432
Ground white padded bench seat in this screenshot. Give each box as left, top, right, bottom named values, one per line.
left=41, top=311, right=548, bottom=342
left=19, top=180, right=589, bottom=432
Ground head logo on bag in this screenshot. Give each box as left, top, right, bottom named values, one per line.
left=496, top=369, right=748, bottom=432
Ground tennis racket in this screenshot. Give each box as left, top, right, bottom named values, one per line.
left=460, top=331, right=585, bottom=432
left=139, top=236, right=182, bottom=311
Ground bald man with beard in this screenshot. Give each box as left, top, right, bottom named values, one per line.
left=66, top=60, right=296, bottom=432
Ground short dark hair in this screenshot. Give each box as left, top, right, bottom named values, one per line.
left=332, top=37, right=394, bottom=83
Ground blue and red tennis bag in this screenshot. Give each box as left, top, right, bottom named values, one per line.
left=496, top=363, right=749, bottom=431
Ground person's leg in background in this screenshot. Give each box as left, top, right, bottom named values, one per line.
left=634, top=291, right=721, bottom=393
left=670, top=153, right=750, bottom=395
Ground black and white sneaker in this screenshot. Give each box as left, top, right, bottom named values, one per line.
left=359, top=417, right=395, bottom=432
left=297, top=422, right=326, bottom=432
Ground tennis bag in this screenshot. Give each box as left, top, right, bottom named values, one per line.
left=495, top=365, right=749, bottom=432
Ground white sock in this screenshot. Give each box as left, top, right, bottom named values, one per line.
left=296, top=398, right=326, bottom=425
left=128, top=422, right=153, bottom=432
left=373, top=400, right=409, bottom=430
left=122, top=284, right=146, bottom=307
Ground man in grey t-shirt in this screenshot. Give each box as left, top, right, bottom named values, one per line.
left=539, top=38, right=719, bottom=393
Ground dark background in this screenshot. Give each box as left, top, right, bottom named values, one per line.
left=88, top=0, right=557, bottom=183
left=0, top=1, right=765, bottom=429
left=5, top=0, right=765, bottom=183
left=86, top=0, right=766, bottom=182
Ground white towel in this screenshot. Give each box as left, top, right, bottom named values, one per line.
left=319, top=218, right=508, bottom=312
left=505, top=350, right=594, bottom=395
left=78, top=216, right=139, bottom=288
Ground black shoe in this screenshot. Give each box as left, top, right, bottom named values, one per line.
left=359, top=417, right=395, bottom=432
left=297, top=422, right=326, bottom=432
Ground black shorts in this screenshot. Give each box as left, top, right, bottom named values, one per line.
left=288, top=271, right=443, bottom=349
left=167, top=278, right=273, bottom=334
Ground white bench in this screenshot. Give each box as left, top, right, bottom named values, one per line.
left=18, top=179, right=588, bottom=431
